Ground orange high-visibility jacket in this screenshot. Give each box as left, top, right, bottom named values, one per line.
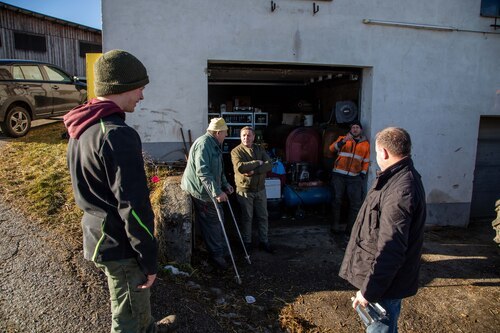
left=329, top=135, right=370, bottom=176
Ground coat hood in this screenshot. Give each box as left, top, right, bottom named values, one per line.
left=63, top=98, right=125, bottom=139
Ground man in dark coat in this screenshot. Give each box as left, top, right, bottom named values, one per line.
left=339, top=127, right=426, bottom=333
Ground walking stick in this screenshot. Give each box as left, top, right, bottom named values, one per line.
left=201, top=182, right=242, bottom=285
left=180, top=128, right=189, bottom=160
left=226, top=200, right=251, bottom=264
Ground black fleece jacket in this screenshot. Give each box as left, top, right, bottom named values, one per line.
left=64, top=99, right=157, bottom=275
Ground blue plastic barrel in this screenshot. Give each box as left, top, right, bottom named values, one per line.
left=283, top=185, right=331, bottom=207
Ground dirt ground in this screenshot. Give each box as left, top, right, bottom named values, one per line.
left=182, top=209, right=500, bottom=333
left=1, top=198, right=499, bottom=332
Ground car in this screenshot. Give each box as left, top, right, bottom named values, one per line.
left=0, top=59, right=87, bottom=137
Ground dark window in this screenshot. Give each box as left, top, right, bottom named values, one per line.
left=14, top=32, right=47, bottom=52
left=79, top=41, right=102, bottom=57
left=481, top=0, right=500, bottom=17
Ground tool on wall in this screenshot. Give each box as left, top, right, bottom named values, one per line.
left=313, top=2, right=319, bottom=15
left=180, top=128, right=189, bottom=160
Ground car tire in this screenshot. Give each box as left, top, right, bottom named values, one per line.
left=0, top=105, right=31, bottom=138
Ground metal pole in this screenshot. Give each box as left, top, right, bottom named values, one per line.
left=202, top=182, right=242, bottom=284
left=226, top=200, right=251, bottom=264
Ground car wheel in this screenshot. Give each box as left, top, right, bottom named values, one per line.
left=0, top=106, right=31, bottom=138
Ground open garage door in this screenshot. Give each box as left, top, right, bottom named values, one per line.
left=471, top=116, right=500, bottom=219
left=207, top=62, right=363, bottom=155
left=207, top=62, right=364, bottom=218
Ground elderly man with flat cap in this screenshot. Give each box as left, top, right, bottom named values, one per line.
left=181, top=117, right=234, bottom=270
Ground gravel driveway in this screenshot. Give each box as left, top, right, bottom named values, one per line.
left=0, top=199, right=110, bottom=332
left=1, top=121, right=110, bottom=331
left=0, top=200, right=225, bottom=333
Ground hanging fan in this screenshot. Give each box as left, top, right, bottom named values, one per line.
left=334, top=101, right=358, bottom=124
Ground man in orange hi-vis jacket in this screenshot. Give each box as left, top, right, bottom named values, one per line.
left=329, top=120, right=370, bottom=243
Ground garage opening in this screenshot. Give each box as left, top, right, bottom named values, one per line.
left=471, top=116, right=500, bottom=219
left=207, top=61, right=364, bottom=222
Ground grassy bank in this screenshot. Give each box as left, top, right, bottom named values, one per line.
left=0, top=121, right=170, bottom=244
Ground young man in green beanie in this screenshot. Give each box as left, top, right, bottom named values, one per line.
left=64, top=49, right=174, bottom=332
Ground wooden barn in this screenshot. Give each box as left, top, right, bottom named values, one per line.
left=0, top=1, right=101, bottom=77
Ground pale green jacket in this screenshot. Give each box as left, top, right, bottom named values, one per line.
left=181, top=133, right=230, bottom=201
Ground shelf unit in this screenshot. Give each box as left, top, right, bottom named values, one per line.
left=208, top=112, right=220, bottom=122
left=221, top=112, right=268, bottom=139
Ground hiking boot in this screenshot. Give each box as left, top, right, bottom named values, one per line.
left=157, top=314, right=177, bottom=332
left=210, top=256, right=229, bottom=270
left=259, top=242, right=275, bottom=254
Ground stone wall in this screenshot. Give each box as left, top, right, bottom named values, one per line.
left=155, top=176, right=193, bottom=264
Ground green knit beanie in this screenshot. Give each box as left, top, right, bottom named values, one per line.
left=94, top=49, right=149, bottom=96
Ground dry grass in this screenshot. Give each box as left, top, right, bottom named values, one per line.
left=0, top=122, right=81, bottom=242
left=0, top=121, right=173, bottom=245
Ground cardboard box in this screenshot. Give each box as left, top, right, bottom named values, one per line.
left=265, top=178, right=281, bottom=199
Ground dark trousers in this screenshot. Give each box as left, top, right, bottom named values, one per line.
left=330, top=173, right=364, bottom=235
left=236, top=189, right=268, bottom=244
left=192, top=196, right=227, bottom=258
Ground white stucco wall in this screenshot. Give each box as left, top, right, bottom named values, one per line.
left=102, top=0, right=500, bottom=226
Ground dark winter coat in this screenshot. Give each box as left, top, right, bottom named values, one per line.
left=339, top=157, right=426, bottom=302
left=64, top=99, right=158, bottom=275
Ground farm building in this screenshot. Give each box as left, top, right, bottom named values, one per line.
left=0, top=1, right=101, bottom=77
left=99, top=1, right=500, bottom=226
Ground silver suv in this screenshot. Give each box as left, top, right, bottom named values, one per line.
left=0, top=59, right=87, bottom=137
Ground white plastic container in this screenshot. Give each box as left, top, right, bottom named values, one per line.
left=265, top=178, right=281, bottom=199
left=304, top=114, right=314, bottom=126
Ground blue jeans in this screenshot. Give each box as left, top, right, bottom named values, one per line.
left=367, top=299, right=402, bottom=333
left=192, top=196, right=228, bottom=258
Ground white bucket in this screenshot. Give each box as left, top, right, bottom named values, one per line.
left=304, top=114, right=314, bottom=126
